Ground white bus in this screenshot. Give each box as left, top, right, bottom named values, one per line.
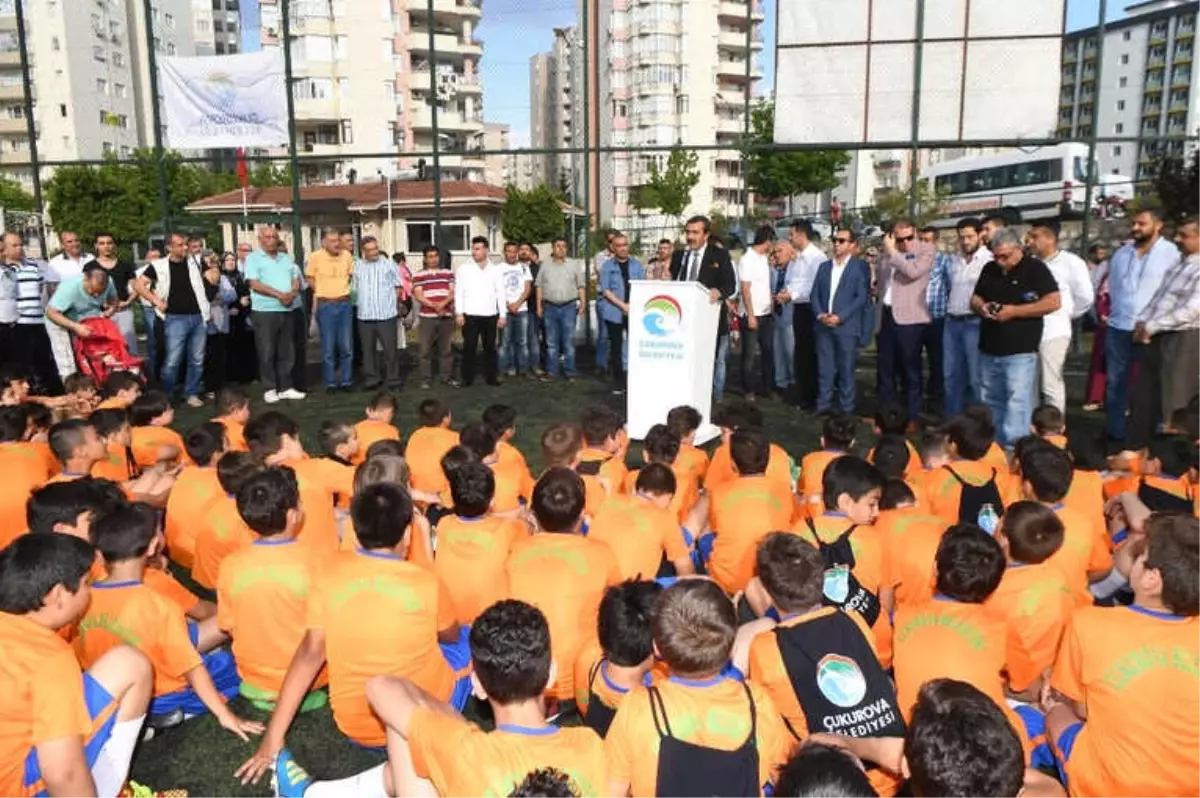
left=923, top=143, right=1134, bottom=223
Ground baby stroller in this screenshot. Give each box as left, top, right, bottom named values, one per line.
left=72, top=317, right=144, bottom=385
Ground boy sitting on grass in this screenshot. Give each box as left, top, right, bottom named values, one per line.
left=96, top=370, right=143, bottom=411
left=460, top=422, right=524, bottom=515
left=353, top=391, right=400, bottom=466
left=667, top=404, right=710, bottom=484
left=89, top=408, right=137, bottom=483
left=589, top=462, right=694, bottom=581
left=212, top=386, right=251, bottom=452
left=483, top=403, right=535, bottom=498
left=406, top=398, right=459, bottom=496
left=190, top=451, right=260, bottom=591
left=128, top=390, right=185, bottom=469
left=163, top=422, right=227, bottom=569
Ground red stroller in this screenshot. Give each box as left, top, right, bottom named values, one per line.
left=72, top=317, right=143, bottom=385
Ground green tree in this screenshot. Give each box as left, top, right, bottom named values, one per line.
left=866, top=178, right=948, bottom=227
left=1151, top=151, right=1199, bottom=224
left=0, top=177, right=34, bottom=212
left=500, top=183, right=566, bottom=243
left=632, top=147, right=700, bottom=238
left=741, top=101, right=849, bottom=214
left=248, top=161, right=293, bottom=187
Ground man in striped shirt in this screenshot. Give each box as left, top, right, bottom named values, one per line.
left=352, top=236, right=403, bottom=390
left=1, top=232, right=60, bottom=393
left=411, top=245, right=456, bottom=389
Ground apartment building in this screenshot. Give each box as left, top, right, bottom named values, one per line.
left=530, top=26, right=584, bottom=194
left=211, top=0, right=240, bottom=54
left=1059, top=0, right=1198, bottom=185
left=0, top=0, right=195, bottom=190
left=258, top=0, right=485, bottom=187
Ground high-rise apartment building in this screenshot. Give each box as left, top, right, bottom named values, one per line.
left=0, top=0, right=196, bottom=190
left=192, top=0, right=215, bottom=54
left=530, top=26, right=584, bottom=195
left=211, top=0, right=241, bottom=54
left=258, top=0, right=486, bottom=187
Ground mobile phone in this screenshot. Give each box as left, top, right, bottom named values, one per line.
left=986, top=302, right=1002, bottom=316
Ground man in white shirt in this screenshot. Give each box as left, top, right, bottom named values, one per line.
left=497, top=240, right=533, bottom=378
left=737, top=225, right=777, bottom=402
left=45, top=230, right=94, bottom=379
left=455, top=236, right=508, bottom=387
left=1028, top=220, right=1094, bottom=412
left=776, top=220, right=825, bottom=410
left=943, top=218, right=992, bottom=416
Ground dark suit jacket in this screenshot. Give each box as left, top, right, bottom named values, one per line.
left=812, top=256, right=873, bottom=346
left=670, top=243, right=737, bottom=335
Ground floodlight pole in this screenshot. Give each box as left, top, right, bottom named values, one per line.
left=906, top=0, right=926, bottom=219
left=1081, top=0, right=1108, bottom=257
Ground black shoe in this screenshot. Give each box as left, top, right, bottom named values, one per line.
left=339, top=385, right=354, bottom=393
left=362, top=382, right=381, bottom=391
left=325, top=386, right=338, bottom=395
left=148, top=708, right=185, bottom=731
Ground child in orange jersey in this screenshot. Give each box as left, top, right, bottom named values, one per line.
left=352, top=390, right=400, bottom=466
left=668, top=404, right=711, bottom=484
left=965, top=403, right=1011, bottom=470
left=506, top=467, right=622, bottom=703
left=539, top=421, right=609, bottom=520
left=797, top=414, right=858, bottom=515
left=575, top=580, right=663, bottom=737
left=128, top=390, right=185, bottom=469
left=605, top=579, right=793, bottom=797
left=212, top=386, right=251, bottom=452
left=89, top=408, right=138, bottom=482
left=434, top=460, right=527, bottom=625
left=191, top=451, right=261, bottom=590
left=705, top=400, right=792, bottom=493
left=164, top=422, right=227, bottom=568
left=236, top=482, right=470, bottom=759
left=217, top=467, right=329, bottom=711
left=312, top=419, right=358, bottom=508
left=925, top=412, right=1016, bottom=528
left=707, top=427, right=794, bottom=594
left=0, top=405, right=50, bottom=548
left=0, top=534, right=152, bottom=798
left=577, top=403, right=629, bottom=494
left=460, top=422, right=525, bottom=515
left=877, top=478, right=947, bottom=609
left=590, top=462, right=695, bottom=580
left=624, top=424, right=704, bottom=528
left=1031, top=404, right=1068, bottom=450
left=1046, top=513, right=1200, bottom=798
left=869, top=403, right=921, bottom=476
left=406, top=398, right=459, bottom=495
left=484, top=403, right=535, bottom=498
left=253, top=601, right=608, bottom=798
left=46, top=418, right=107, bottom=481
left=20, top=401, right=59, bottom=476
left=96, top=370, right=142, bottom=411
left=77, top=504, right=260, bottom=733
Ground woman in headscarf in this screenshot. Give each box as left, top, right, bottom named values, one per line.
left=221, top=250, right=259, bottom=384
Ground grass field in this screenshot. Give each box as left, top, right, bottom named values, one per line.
left=132, top=345, right=1105, bottom=795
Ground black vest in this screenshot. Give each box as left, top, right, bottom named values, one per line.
left=806, top=517, right=882, bottom=627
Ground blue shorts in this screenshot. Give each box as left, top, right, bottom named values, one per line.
left=681, top=527, right=714, bottom=573
left=1010, top=701, right=1054, bottom=770
left=23, top=674, right=117, bottom=797
left=440, top=625, right=473, bottom=712
left=1053, top=722, right=1083, bottom=786
left=150, top=622, right=240, bottom=716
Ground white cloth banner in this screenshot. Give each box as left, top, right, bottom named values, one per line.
left=160, top=51, right=288, bottom=149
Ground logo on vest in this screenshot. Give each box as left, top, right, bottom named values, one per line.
left=816, top=654, right=867, bottom=708
left=823, top=565, right=850, bottom=604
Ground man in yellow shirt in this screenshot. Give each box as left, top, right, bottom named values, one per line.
left=306, top=229, right=355, bottom=393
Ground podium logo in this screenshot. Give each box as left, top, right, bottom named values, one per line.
left=643, top=295, right=682, bottom=337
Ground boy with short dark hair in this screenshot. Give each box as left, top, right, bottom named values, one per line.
left=406, top=398, right=459, bottom=495
left=164, top=421, right=227, bottom=569
left=623, top=424, right=702, bottom=525
left=667, top=404, right=710, bottom=484
left=245, top=411, right=339, bottom=552
left=871, top=402, right=921, bottom=476
left=213, top=386, right=251, bottom=451
left=605, top=580, right=793, bottom=797
left=875, top=477, right=948, bottom=610
left=63, top=373, right=99, bottom=415
left=97, top=370, right=142, bottom=411
left=353, top=391, right=400, bottom=466
left=705, top=400, right=792, bottom=492
left=89, top=407, right=137, bottom=482
left=311, top=419, right=358, bottom=509
left=578, top=405, right=629, bottom=489
left=589, top=462, right=694, bottom=580
left=128, top=390, right=185, bottom=468
left=798, top=414, right=858, bottom=515
left=870, top=433, right=913, bottom=482
left=47, top=419, right=107, bottom=480
left=925, top=413, right=1016, bottom=527
left=484, top=403, right=535, bottom=499
left=1031, top=404, right=1067, bottom=449
left=541, top=422, right=583, bottom=469
left=964, top=403, right=1010, bottom=471
left=191, top=451, right=260, bottom=589
left=460, top=422, right=523, bottom=514
left=0, top=405, right=50, bottom=548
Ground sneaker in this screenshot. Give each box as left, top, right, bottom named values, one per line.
left=444, top=378, right=461, bottom=388
left=185, top=396, right=204, bottom=408
left=271, top=748, right=312, bottom=798
left=419, top=381, right=431, bottom=390
left=263, top=389, right=280, bottom=404
left=278, top=389, right=307, bottom=401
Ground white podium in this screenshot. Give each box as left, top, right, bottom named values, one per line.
left=626, top=280, right=721, bottom=444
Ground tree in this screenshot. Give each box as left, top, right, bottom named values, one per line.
left=500, top=183, right=566, bottom=243
left=248, top=162, right=293, bottom=188
left=1151, top=151, right=1199, bottom=224
left=741, top=101, right=850, bottom=214
left=632, top=147, right=700, bottom=239
left=865, top=178, right=948, bottom=227
left=0, top=178, right=34, bottom=212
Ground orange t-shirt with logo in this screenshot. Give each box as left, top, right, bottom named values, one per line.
left=797, top=450, right=848, bottom=514
left=985, top=561, right=1073, bottom=692
left=192, top=493, right=255, bottom=590
left=1063, top=469, right=1106, bottom=545
left=90, top=443, right=135, bottom=482
left=677, top=443, right=710, bottom=485
left=489, top=459, right=528, bottom=514
left=130, top=425, right=187, bottom=469
left=142, top=566, right=199, bottom=616
left=984, top=442, right=1009, bottom=472
left=572, top=638, right=659, bottom=721
left=588, top=494, right=691, bottom=581
left=283, top=458, right=340, bottom=552
left=925, top=460, right=1019, bottom=525
left=497, top=440, right=535, bottom=500
left=579, top=448, right=628, bottom=495
left=217, top=538, right=328, bottom=697
left=434, top=515, right=527, bottom=625
left=705, top=441, right=791, bottom=494
left=308, top=548, right=459, bottom=747
left=75, top=580, right=202, bottom=697
left=0, top=612, right=101, bottom=798
left=212, top=416, right=247, bottom=452
left=351, top=419, right=400, bottom=466
left=1051, top=605, right=1200, bottom=797
left=622, top=466, right=700, bottom=525
left=0, top=443, right=49, bottom=549
left=407, top=427, right=460, bottom=495
left=708, top=475, right=794, bottom=595
left=506, top=533, right=622, bottom=700
left=164, top=466, right=222, bottom=570
left=875, top=507, right=947, bottom=609
left=1045, top=503, right=1112, bottom=605
left=305, top=457, right=356, bottom=510
left=27, top=440, right=59, bottom=477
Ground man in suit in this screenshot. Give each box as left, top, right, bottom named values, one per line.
left=671, top=214, right=737, bottom=400
left=875, top=219, right=935, bottom=421
left=812, top=230, right=872, bottom=415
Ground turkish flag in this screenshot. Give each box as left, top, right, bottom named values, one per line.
left=236, top=148, right=248, bottom=189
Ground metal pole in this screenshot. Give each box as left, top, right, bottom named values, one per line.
left=906, top=0, right=926, bottom=218
left=387, top=174, right=394, bottom=252
left=13, top=0, right=43, bottom=254
left=1080, top=0, right=1107, bottom=258
left=280, top=0, right=304, bottom=262
left=427, top=0, right=442, bottom=247
left=581, top=5, right=591, bottom=344
left=140, top=0, right=172, bottom=234
left=742, top=0, right=752, bottom=229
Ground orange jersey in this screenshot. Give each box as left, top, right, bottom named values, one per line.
left=925, top=460, right=1019, bottom=525
left=984, top=561, right=1073, bottom=692
left=622, top=466, right=700, bottom=525
left=984, top=442, right=1009, bottom=472
left=163, top=465, right=222, bottom=570
left=434, top=515, right=527, bottom=625
left=867, top=440, right=922, bottom=478
left=875, top=507, right=947, bottom=609
left=489, top=459, right=528, bottom=514
left=588, top=494, right=690, bottom=581
left=677, top=443, right=710, bottom=484
left=217, top=538, right=327, bottom=698
left=1044, top=434, right=1068, bottom=449
left=191, top=494, right=255, bottom=590
left=0, top=613, right=100, bottom=798
left=506, top=533, right=622, bottom=700
left=407, top=426, right=460, bottom=495
left=27, top=441, right=59, bottom=477
left=305, top=457, right=356, bottom=510
left=1052, top=605, right=1200, bottom=797
left=578, top=471, right=613, bottom=518
left=130, top=425, right=187, bottom=468
left=708, top=475, right=794, bottom=594
left=579, top=448, right=628, bottom=494
left=214, top=416, right=247, bottom=452
left=705, top=441, right=792, bottom=493
left=797, top=449, right=849, bottom=511
left=0, top=443, right=48, bottom=549
left=307, top=548, right=458, bottom=747
left=90, top=443, right=135, bottom=482
left=284, top=457, right=340, bottom=552
left=605, top=676, right=793, bottom=797
left=1063, top=469, right=1106, bottom=546
left=95, top=396, right=129, bottom=411
left=573, top=638, right=653, bottom=721
left=75, top=579, right=203, bottom=697
left=408, top=705, right=608, bottom=797
left=351, top=419, right=400, bottom=465
left=497, top=440, right=535, bottom=499
left=142, top=566, right=198, bottom=616
left=1045, top=503, right=1112, bottom=605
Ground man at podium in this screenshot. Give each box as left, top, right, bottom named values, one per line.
left=669, top=215, right=737, bottom=399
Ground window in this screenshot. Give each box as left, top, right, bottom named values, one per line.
left=96, top=78, right=108, bottom=94
left=5, top=104, right=23, bottom=119
left=59, top=103, right=66, bottom=118
left=164, top=11, right=174, bottom=28
left=1120, top=54, right=1129, bottom=64
left=109, top=20, right=120, bottom=37
left=119, top=145, right=131, bottom=157
left=1114, top=145, right=1123, bottom=156
left=675, top=94, right=688, bottom=114
left=1117, top=99, right=1125, bottom=110
left=1115, top=122, right=1123, bottom=133
left=0, top=0, right=13, bottom=13
left=102, top=141, right=113, bottom=154
left=406, top=220, right=470, bottom=252
left=384, top=80, right=395, bottom=102
left=167, top=42, right=176, bottom=55
left=1119, top=76, right=1127, bottom=87
left=1123, top=30, right=1131, bottom=41
left=114, top=83, right=126, bottom=98
left=51, top=36, right=61, bottom=51
left=340, top=118, right=353, bottom=144
left=94, top=45, right=106, bottom=61
left=113, top=51, right=124, bottom=66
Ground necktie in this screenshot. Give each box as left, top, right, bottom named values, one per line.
left=688, top=251, right=700, bottom=282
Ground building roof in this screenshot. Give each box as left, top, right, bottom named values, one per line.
left=186, top=180, right=509, bottom=215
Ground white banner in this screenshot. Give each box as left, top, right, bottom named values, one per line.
left=160, top=51, right=288, bottom=149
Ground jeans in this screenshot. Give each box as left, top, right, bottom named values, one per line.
left=162, top=313, right=206, bottom=400
left=112, top=307, right=138, bottom=357
left=740, top=314, right=775, bottom=396
left=594, top=310, right=608, bottom=369
left=980, top=352, right=1038, bottom=448
left=543, top=302, right=578, bottom=377
left=943, top=316, right=981, bottom=416
left=816, top=329, right=859, bottom=414
left=316, top=299, right=353, bottom=388
left=499, top=311, right=530, bottom=374
left=359, top=317, right=400, bottom=387
left=140, top=305, right=160, bottom=381
left=253, top=311, right=295, bottom=392
left=416, top=315, right=454, bottom=382
left=773, top=308, right=794, bottom=388
left=1105, top=328, right=1136, bottom=440
left=714, top=334, right=729, bottom=400
left=527, top=309, right=543, bottom=372
left=877, top=306, right=926, bottom=420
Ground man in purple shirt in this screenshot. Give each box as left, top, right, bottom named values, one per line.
left=874, top=219, right=935, bottom=421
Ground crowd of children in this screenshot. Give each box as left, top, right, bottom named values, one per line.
left=0, top=358, right=1197, bottom=798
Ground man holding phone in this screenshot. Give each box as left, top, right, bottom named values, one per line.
left=970, top=228, right=1061, bottom=448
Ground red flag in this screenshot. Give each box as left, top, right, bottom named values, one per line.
left=236, top=148, right=248, bottom=189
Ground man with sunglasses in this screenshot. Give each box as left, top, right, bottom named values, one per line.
left=875, top=219, right=936, bottom=422
left=811, top=230, right=871, bottom=415
left=970, top=228, right=1061, bottom=448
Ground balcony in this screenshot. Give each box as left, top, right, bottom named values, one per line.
left=713, top=172, right=742, bottom=190
left=287, top=13, right=334, bottom=35
left=716, top=58, right=762, bottom=80
left=717, top=1, right=764, bottom=23
left=1063, top=51, right=1077, bottom=65
left=408, top=104, right=483, bottom=132
left=718, top=28, right=763, bottom=50
left=293, top=96, right=340, bottom=121
left=0, top=117, right=24, bottom=135
left=0, top=83, right=22, bottom=101
left=405, top=0, right=482, bottom=18
left=0, top=147, right=29, bottom=165
left=716, top=89, right=747, bottom=107
left=407, top=30, right=482, bottom=57
left=716, top=115, right=742, bottom=134
left=0, top=49, right=19, bottom=67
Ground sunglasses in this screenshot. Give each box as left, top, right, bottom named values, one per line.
left=834, top=237, right=853, bottom=244
left=894, top=234, right=915, bottom=243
